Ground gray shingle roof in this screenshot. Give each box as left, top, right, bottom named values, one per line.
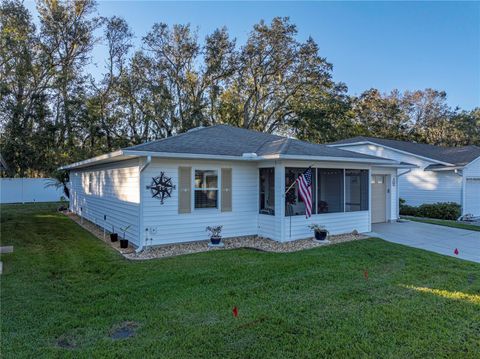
left=330, top=136, right=480, bottom=166
left=124, top=125, right=391, bottom=162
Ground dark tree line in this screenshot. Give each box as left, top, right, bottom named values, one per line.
left=1, top=0, right=479, bottom=177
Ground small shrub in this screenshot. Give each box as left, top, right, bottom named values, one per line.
left=399, top=200, right=461, bottom=220
left=399, top=198, right=417, bottom=216
left=417, top=202, right=461, bottom=220
left=400, top=204, right=418, bottom=217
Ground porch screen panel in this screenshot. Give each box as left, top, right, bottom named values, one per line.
left=345, top=169, right=369, bottom=212
left=317, top=169, right=344, bottom=213
left=259, top=168, right=275, bottom=215
left=285, top=168, right=316, bottom=216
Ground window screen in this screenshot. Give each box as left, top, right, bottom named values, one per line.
left=194, top=170, right=218, bottom=208
left=259, top=168, right=275, bottom=215
left=317, top=169, right=344, bottom=213
left=345, top=169, right=369, bottom=212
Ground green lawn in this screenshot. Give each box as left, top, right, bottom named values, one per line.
left=402, top=216, right=480, bottom=232
left=1, top=204, right=480, bottom=358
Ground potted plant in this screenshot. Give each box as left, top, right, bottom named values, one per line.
left=119, top=225, right=131, bottom=248
left=308, top=224, right=329, bottom=241
left=110, top=225, right=118, bottom=242
left=206, top=225, right=223, bottom=245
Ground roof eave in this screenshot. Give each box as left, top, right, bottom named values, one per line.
left=265, top=154, right=400, bottom=165
left=425, top=165, right=465, bottom=172
left=329, top=141, right=454, bottom=166
left=59, top=149, right=405, bottom=170
left=126, top=150, right=398, bottom=164
left=123, top=150, right=257, bottom=161
left=58, top=150, right=131, bottom=170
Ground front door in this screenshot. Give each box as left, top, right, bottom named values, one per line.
left=371, top=175, right=387, bottom=223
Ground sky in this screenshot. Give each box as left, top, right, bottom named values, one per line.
left=25, top=1, right=480, bottom=110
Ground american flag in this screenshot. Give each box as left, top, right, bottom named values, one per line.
left=297, top=167, right=313, bottom=218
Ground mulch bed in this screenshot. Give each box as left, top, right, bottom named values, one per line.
left=63, top=211, right=368, bottom=260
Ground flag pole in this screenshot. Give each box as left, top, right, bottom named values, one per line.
left=284, top=164, right=315, bottom=195
left=284, top=180, right=296, bottom=195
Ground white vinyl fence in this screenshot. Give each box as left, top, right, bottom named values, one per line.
left=0, top=178, right=67, bottom=204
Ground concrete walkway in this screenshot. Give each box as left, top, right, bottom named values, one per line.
left=369, top=221, right=480, bottom=263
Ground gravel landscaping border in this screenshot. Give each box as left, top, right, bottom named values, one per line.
left=64, top=211, right=368, bottom=260
left=127, top=232, right=368, bottom=260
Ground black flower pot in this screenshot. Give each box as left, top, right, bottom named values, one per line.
left=120, top=239, right=129, bottom=248
left=110, top=233, right=118, bottom=242
left=314, top=230, right=327, bottom=241
left=210, top=236, right=222, bottom=245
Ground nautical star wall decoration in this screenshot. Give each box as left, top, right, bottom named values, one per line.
left=146, top=172, right=176, bottom=204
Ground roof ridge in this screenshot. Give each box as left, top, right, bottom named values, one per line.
left=279, top=137, right=291, bottom=154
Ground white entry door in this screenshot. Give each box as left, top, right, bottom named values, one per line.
left=371, top=175, right=387, bottom=223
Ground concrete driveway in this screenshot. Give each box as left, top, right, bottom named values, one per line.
left=369, top=221, right=480, bottom=263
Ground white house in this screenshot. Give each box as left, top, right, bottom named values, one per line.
left=329, top=137, right=480, bottom=217
left=60, top=125, right=412, bottom=250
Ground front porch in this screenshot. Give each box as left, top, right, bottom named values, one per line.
left=257, top=161, right=399, bottom=241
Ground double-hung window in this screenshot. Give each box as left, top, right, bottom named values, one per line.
left=194, top=169, right=218, bottom=209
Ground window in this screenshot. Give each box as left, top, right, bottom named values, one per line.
left=259, top=168, right=275, bottom=215
left=194, top=169, right=218, bottom=208
left=345, top=169, right=369, bottom=212
left=285, top=168, right=316, bottom=216
left=317, top=169, right=344, bottom=213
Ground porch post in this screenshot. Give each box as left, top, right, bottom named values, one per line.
left=368, top=168, right=372, bottom=232
left=274, top=161, right=286, bottom=242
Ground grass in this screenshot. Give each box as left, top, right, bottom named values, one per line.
left=402, top=216, right=480, bottom=232
left=1, top=203, right=480, bottom=358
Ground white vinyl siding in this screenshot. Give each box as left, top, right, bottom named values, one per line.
left=142, top=158, right=258, bottom=245
left=463, top=156, right=480, bottom=216
left=403, top=170, right=462, bottom=206
left=284, top=211, right=370, bottom=241
left=258, top=214, right=276, bottom=239
left=464, top=156, right=480, bottom=178
left=69, top=159, right=140, bottom=245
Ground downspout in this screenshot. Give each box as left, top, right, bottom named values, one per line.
left=136, top=155, right=152, bottom=253
left=396, top=169, right=411, bottom=221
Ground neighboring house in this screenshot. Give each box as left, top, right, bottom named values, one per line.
left=60, top=125, right=412, bottom=250
left=329, top=137, right=480, bottom=217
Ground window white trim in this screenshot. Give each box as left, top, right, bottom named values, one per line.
left=192, top=167, right=221, bottom=211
